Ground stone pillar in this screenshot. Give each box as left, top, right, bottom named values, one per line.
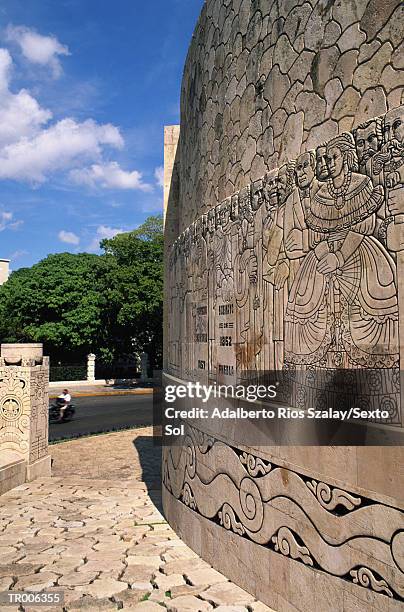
left=140, top=352, right=149, bottom=382
left=87, top=353, right=96, bottom=382
left=0, top=343, right=51, bottom=491
left=163, top=125, right=180, bottom=226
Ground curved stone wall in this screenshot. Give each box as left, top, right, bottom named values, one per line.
left=163, top=1, right=404, bottom=610
left=177, top=0, right=404, bottom=232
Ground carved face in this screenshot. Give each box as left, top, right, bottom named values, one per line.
left=326, top=144, right=344, bottom=179
left=295, top=152, right=315, bottom=189
left=264, top=171, right=279, bottom=211
left=316, top=146, right=329, bottom=181
left=355, top=122, right=379, bottom=165
left=384, top=107, right=404, bottom=145
left=217, top=202, right=230, bottom=227
left=239, top=189, right=253, bottom=222
left=207, top=210, right=216, bottom=234
left=277, top=165, right=289, bottom=204
left=230, top=195, right=239, bottom=221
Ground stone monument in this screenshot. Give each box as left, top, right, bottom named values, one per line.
left=163, top=1, right=404, bottom=610
left=87, top=353, right=96, bottom=382
left=0, top=343, right=51, bottom=494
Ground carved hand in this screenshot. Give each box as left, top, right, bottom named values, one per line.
left=387, top=186, right=404, bottom=215
left=274, top=261, right=289, bottom=289
left=248, top=254, right=258, bottom=283
left=386, top=171, right=401, bottom=189
left=317, top=252, right=339, bottom=274
left=285, top=228, right=303, bottom=252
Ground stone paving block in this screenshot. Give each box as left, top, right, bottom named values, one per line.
left=0, top=575, right=14, bottom=590
left=15, top=571, right=59, bottom=591
left=78, top=560, right=126, bottom=575
left=161, top=549, right=199, bottom=562
left=121, top=565, right=156, bottom=588
left=79, top=577, right=128, bottom=599
left=58, top=571, right=99, bottom=586
left=170, top=585, right=209, bottom=598
left=199, top=583, right=255, bottom=607
left=85, top=549, right=125, bottom=560
left=166, top=595, right=214, bottom=611
left=185, top=568, right=228, bottom=586
left=66, top=594, right=119, bottom=610
left=0, top=551, right=26, bottom=564
left=160, top=558, right=209, bottom=576
left=152, top=572, right=186, bottom=590
left=45, top=559, right=85, bottom=573
left=129, top=602, right=166, bottom=611
left=127, top=555, right=162, bottom=567
left=0, top=545, right=19, bottom=555
left=112, top=588, right=150, bottom=608
left=0, top=563, right=41, bottom=578
left=148, top=588, right=173, bottom=606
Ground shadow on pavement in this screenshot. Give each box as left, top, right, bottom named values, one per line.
left=133, top=435, right=163, bottom=513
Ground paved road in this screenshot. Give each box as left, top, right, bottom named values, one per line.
left=49, top=394, right=153, bottom=442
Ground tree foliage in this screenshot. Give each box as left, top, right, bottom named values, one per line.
left=0, top=215, right=163, bottom=369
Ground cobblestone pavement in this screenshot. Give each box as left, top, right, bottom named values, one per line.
left=0, top=428, right=274, bottom=611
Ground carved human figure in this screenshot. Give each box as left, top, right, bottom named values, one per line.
left=214, top=199, right=233, bottom=302
left=234, top=186, right=261, bottom=377
left=382, top=105, right=404, bottom=188
left=316, top=144, right=329, bottom=182
left=178, top=230, right=194, bottom=377
left=374, top=106, right=404, bottom=251
left=261, top=167, right=292, bottom=370
left=284, top=151, right=315, bottom=265
left=353, top=118, right=383, bottom=178
left=191, top=216, right=208, bottom=295
left=284, top=133, right=398, bottom=369
left=191, top=216, right=209, bottom=382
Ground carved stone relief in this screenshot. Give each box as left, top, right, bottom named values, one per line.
left=167, top=106, right=404, bottom=425
left=163, top=423, right=404, bottom=602
left=0, top=357, right=50, bottom=466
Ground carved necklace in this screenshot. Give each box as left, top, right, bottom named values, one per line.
left=327, top=169, right=352, bottom=210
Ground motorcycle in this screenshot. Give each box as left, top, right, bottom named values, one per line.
left=48, top=401, right=76, bottom=423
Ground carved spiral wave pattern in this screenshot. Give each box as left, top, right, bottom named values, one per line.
left=163, top=424, right=404, bottom=602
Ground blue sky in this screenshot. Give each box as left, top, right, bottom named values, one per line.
left=0, top=0, right=203, bottom=269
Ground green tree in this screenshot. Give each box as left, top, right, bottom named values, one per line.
left=0, top=215, right=164, bottom=370
left=0, top=252, right=110, bottom=362
left=101, top=215, right=164, bottom=369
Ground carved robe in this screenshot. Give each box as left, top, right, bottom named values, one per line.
left=284, top=174, right=399, bottom=368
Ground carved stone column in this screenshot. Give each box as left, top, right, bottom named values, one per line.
left=0, top=343, right=51, bottom=493
left=87, top=353, right=96, bottom=382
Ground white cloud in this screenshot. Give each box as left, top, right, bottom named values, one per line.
left=0, top=49, right=52, bottom=148
left=0, top=118, right=123, bottom=183
left=87, top=224, right=123, bottom=252
left=0, top=39, right=146, bottom=190
left=58, top=230, right=80, bottom=245
left=6, top=25, right=70, bottom=78
left=70, top=161, right=153, bottom=192
left=154, top=165, right=164, bottom=188
left=0, top=210, right=23, bottom=231
left=10, top=249, right=28, bottom=260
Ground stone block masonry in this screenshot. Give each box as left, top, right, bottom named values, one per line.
left=163, top=0, right=404, bottom=610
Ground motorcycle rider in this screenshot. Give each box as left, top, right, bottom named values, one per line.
left=57, top=388, right=71, bottom=422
